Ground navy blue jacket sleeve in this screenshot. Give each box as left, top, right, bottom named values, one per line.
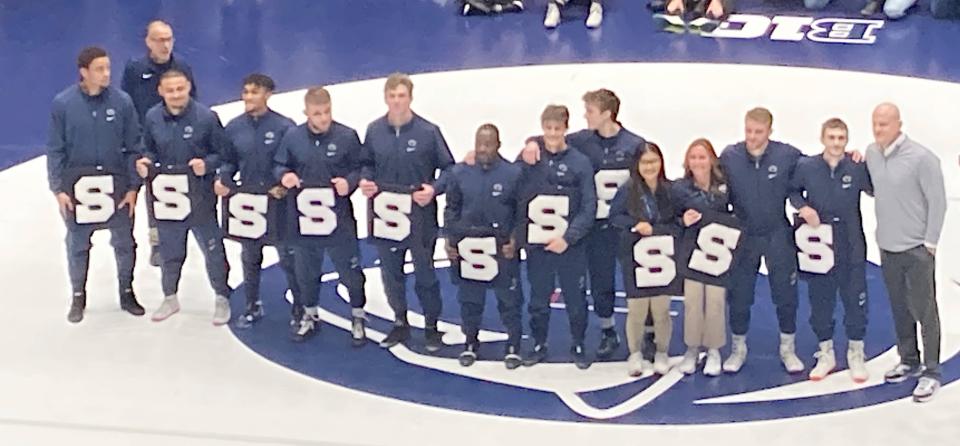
left=442, top=169, right=463, bottom=240
left=670, top=182, right=689, bottom=225
left=218, top=128, right=239, bottom=188
left=142, top=117, right=157, bottom=163
left=344, top=129, right=363, bottom=194
left=860, top=163, right=874, bottom=197
left=789, top=159, right=808, bottom=209
left=203, top=113, right=229, bottom=173
left=359, top=125, right=376, bottom=182
left=184, top=65, right=198, bottom=99
left=121, top=96, right=143, bottom=191
left=120, top=62, right=135, bottom=100
left=563, top=160, right=597, bottom=245
left=431, top=125, right=455, bottom=191
left=652, top=184, right=679, bottom=235
left=273, top=131, right=295, bottom=181
left=609, top=185, right=634, bottom=231
left=46, top=100, right=67, bottom=194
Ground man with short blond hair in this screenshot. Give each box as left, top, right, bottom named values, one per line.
left=274, top=86, right=368, bottom=345
left=720, top=107, right=804, bottom=375
left=359, top=73, right=454, bottom=352
left=790, top=117, right=872, bottom=383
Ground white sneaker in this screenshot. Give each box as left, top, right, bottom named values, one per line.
left=586, top=2, right=603, bottom=28
left=809, top=340, right=836, bottom=381
left=151, top=295, right=180, bottom=322
left=780, top=332, right=805, bottom=373
left=642, top=359, right=654, bottom=375
left=627, top=352, right=644, bottom=377
left=847, top=340, right=869, bottom=383
left=212, top=295, right=231, bottom=326
left=544, top=2, right=561, bottom=28
left=678, top=348, right=698, bottom=375
left=653, top=352, right=671, bottom=375
left=723, top=335, right=747, bottom=373
left=913, top=377, right=940, bottom=403
left=704, top=349, right=722, bottom=376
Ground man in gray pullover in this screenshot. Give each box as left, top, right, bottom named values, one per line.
left=865, top=102, right=946, bottom=403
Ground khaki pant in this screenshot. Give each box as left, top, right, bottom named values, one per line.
left=683, top=279, right=726, bottom=350
left=626, top=296, right=672, bottom=354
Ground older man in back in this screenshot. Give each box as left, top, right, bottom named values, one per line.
left=865, top=102, right=946, bottom=403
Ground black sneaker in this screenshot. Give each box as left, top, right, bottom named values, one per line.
left=523, top=344, right=548, bottom=367
left=425, top=326, right=444, bottom=353
left=380, top=324, right=411, bottom=348
left=504, top=345, right=522, bottom=370
left=289, top=305, right=304, bottom=329
left=119, top=289, right=145, bottom=316
left=291, top=315, right=320, bottom=343
left=235, top=301, right=264, bottom=329
left=459, top=343, right=479, bottom=367
left=596, top=328, right=620, bottom=359
left=351, top=317, right=367, bottom=348
left=67, top=292, right=85, bottom=324
left=149, top=246, right=161, bottom=267
left=572, top=344, right=591, bottom=370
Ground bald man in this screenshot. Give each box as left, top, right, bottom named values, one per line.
left=865, top=103, right=946, bottom=403
left=122, top=19, right=198, bottom=267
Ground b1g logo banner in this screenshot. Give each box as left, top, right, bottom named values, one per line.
left=519, top=186, right=580, bottom=247
left=286, top=183, right=345, bottom=246
left=619, top=228, right=683, bottom=297
left=63, top=166, right=125, bottom=230
left=677, top=211, right=742, bottom=287
left=594, top=169, right=630, bottom=220
left=150, top=165, right=214, bottom=226
left=368, top=183, right=423, bottom=247
left=705, top=14, right=885, bottom=45
left=449, top=226, right=513, bottom=286
left=794, top=219, right=837, bottom=276
left=220, top=183, right=286, bottom=244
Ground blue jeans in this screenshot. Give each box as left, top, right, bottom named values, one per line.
left=157, top=219, right=230, bottom=297
left=65, top=212, right=136, bottom=294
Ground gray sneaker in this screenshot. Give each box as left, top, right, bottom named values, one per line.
left=212, top=295, right=231, bottom=326
left=884, top=363, right=923, bottom=384
left=152, top=295, right=181, bottom=322
left=913, top=377, right=940, bottom=402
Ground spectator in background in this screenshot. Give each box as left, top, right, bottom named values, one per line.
left=460, top=0, right=524, bottom=15
left=544, top=0, right=604, bottom=29
left=665, top=0, right=732, bottom=20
